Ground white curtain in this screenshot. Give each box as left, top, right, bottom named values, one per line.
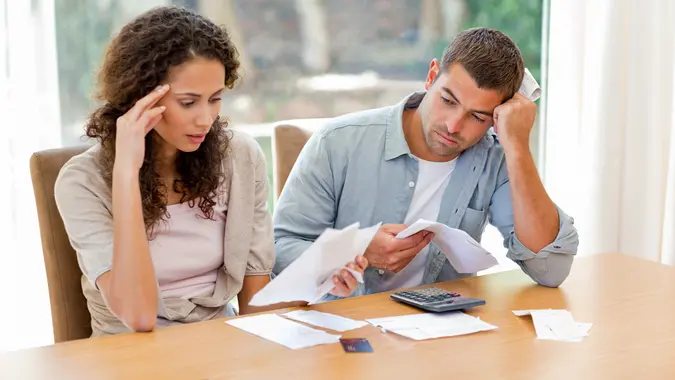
left=544, top=0, right=675, bottom=265
left=0, top=0, right=61, bottom=350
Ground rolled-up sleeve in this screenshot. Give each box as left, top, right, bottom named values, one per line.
left=489, top=168, right=579, bottom=288
left=54, top=161, right=114, bottom=289
left=273, top=131, right=337, bottom=275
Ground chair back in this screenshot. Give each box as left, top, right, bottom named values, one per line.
left=272, top=124, right=313, bottom=199
left=29, top=145, right=92, bottom=342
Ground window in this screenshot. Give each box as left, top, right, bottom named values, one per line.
left=56, top=0, right=544, bottom=141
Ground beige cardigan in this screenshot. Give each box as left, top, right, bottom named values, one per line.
left=54, top=130, right=274, bottom=336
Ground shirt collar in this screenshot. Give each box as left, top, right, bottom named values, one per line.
left=384, top=92, right=424, bottom=161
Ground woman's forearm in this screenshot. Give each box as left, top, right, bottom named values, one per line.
left=98, top=166, right=159, bottom=331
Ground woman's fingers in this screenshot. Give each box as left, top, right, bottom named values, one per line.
left=330, top=275, right=350, bottom=297
left=356, top=255, right=369, bottom=271
left=141, top=106, right=166, bottom=134
left=339, top=270, right=358, bottom=291
left=128, top=84, right=170, bottom=120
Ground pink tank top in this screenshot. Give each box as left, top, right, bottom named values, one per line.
left=149, top=200, right=227, bottom=299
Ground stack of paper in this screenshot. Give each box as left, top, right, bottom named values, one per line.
left=513, top=309, right=592, bottom=342
left=396, top=219, right=498, bottom=273
left=366, top=312, right=497, bottom=341
left=249, top=222, right=380, bottom=306
left=282, top=310, right=368, bottom=332
left=226, top=314, right=341, bottom=349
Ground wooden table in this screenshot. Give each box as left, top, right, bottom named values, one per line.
left=2, top=253, right=675, bottom=380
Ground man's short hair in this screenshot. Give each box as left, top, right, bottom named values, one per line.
left=441, top=28, right=524, bottom=99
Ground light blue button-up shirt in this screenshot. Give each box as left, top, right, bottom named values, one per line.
left=273, top=92, right=579, bottom=298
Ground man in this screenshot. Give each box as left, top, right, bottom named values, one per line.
left=273, top=28, right=579, bottom=298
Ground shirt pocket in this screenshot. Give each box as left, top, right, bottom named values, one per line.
left=459, top=207, right=488, bottom=241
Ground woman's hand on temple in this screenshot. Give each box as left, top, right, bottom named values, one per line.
left=114, top=84, right=169, bottom=172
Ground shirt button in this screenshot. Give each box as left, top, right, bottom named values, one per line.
left=378, top=269, right=385, bottom=275
left=408, top=181, right=415, bottom=188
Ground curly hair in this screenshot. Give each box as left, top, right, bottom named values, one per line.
left=86, top=6, right=240, bottom=232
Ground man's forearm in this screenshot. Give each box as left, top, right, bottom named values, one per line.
left=504, top=144, right=559, bottom=252
left=272, top=237, right=314, bottom=275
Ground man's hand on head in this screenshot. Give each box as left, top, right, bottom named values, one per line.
left=492, top=92, right=537, bottom=154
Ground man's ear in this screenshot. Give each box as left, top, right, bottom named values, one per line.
left=425, top=59, right=441, bottom=90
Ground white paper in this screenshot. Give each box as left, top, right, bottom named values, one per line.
left=559, top=323, right=593, bottom=343
left=396, top=219, right=498, bottom=273
left=249, top=222, right=380, bottom=306
left=513, top=309, right=592, bottom=342
left=366, top=312, right=497, bottom=341
left=519, top=68, right=542, bottom=101
left=546, top=321, right=593, bottom=342
left=226, top=314, right=341, bottom=349
left=282, top=310, right=368, bottom=332
left=530, top=310, right=574, bottom=340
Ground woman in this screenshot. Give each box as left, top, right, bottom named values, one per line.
left=55, top=6, right=366, bottom=336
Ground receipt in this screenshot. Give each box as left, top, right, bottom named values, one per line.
left=397, top=219, right=498, bottom=273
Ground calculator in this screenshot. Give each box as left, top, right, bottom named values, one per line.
left=390, top=287, right=486, bottom=313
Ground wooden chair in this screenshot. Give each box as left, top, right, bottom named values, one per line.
left=272, top=124, right=313, bottom=200
left=29, top=146, right=92, bottom=342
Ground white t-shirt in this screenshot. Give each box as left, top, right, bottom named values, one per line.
left=379, top=157, right=457, bottom=291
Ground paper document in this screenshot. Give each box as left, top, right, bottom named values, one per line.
left=366, top=312, right=497, bottom=341
left=226, top=314, right=341, bottom=349
left=249, top=222, right=380, bottom=306
left=513, top=309, right=592, bottom=342
left=519, top=68, right=542, bottom=102
left=282, top=310, right=368, bottom=332
left=396, top=219, right=498, bottom=273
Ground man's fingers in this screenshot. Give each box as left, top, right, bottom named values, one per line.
left=390, top=232, right=434, bottom=263
left=389, top=233, right=433, bottom=272
left=407, top=231, right=429, bottom=246
left=417, top=231, right=434, bottom=250
left=510, top=92, right=528, bottom=103
left=128, top=84, right=170, bottom=120
left=374, top=231, right=434, bottom=273
left=381, top=224, right=410, bottom=235
left=423, top=231, right=434, bottom=243
left=388, top=257, right=416, bottom=273
left=387, top=230, right=430, bottom=252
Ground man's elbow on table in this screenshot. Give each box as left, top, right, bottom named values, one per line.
left=529, top=253, right=575, bottom=288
